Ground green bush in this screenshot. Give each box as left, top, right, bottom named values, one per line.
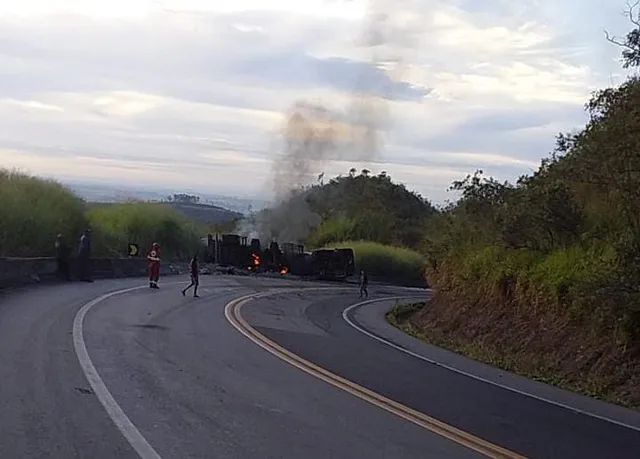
left=304, top=173, right=436, bottom=249
left=307, top=217, right=357, bottom=248
left=332, top=240, right=426, bottom=284
left=527, top=244, right=617, bottom=299
left=88, top=203, right=202, bottom=259
left=430, top=241, right=622, bottom=323
left=0, top=170, right=87, bottom=257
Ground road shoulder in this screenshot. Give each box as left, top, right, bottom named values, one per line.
left=347, top=297, right=640, bottom=432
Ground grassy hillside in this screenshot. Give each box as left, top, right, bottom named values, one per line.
left=306, top=172, right=436, bottom=249
left=260, top=171, right=434, bottom=282
left=334, top=241, right=426, bottom=285
left=88, top=203, right=203, bottom=259
left=0, top=170, right=87, bottom=257
left=166, top=202, right=242, bottom=226
left=407, top=76, right=640, bottom=404
left=91, top=201, right=242, bottom=226
left=0, top=172, right=205, bottom=260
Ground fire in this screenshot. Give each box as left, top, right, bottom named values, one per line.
left=251, top=253, right=261, bottom=267
left=280, top=266, right=289, bottom=275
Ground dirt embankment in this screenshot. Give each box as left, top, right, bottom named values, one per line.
left=391, top=293, right=640, bottom=409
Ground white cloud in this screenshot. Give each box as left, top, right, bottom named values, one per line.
left=0, top=0, right=368, bottom=21
left=433, top=60, right=591, bottom=104
left=92, top=91, right=166, bottom=117
left=432, top=12, right=551, bottom=54
left=0, top=0, right=153, bottom=18
left=0, top=98, right=64, bottom=112
left=0, top=0, right=631, bottom=202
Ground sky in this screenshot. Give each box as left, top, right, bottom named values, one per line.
left=0, top=0, right=634, bottom=203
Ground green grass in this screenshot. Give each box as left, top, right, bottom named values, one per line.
left=87, top=202, right=203, bottom=259
left=332, top=240, right=427, bottom=284
left=0, top=171, right=205, bottom=261
left=307, top=217, right=358, bottom=248
left=0, top=169, right=87, bottom=257
left=432, top=242, right=622, bottom=319
left=527, top=244, right=617, bottom=299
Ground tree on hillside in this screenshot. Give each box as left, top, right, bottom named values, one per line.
left=423, top=15, right=640, bottom=348
left=556, top=76, right=640, bottom=251
left=501, top=178, right=583, bottom=251
left=172, top=194, right=200, bottom=204
left=606, top=1, right=640, bottom=68
left=305, top=173, right=435, bottom=249
left=446, top=170, right=514, bottom=246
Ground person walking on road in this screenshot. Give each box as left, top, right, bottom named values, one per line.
left=147, top=242, right=161, bottom=289
left=359, top=269, right=369, bottom=299
left=77, top=229, right=93, bottom=282
left=182, top=254, right=200, bottom=298
left=54, top=233, right=71, bottom=281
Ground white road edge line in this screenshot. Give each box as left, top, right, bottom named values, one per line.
left=342, top=296, right=640, bottom=434
left=73, top=285, right=162, bottom=459
left=71, top=283, right=342, bottom=459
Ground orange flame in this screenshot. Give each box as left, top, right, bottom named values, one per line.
left=251, top=253, right=261, bottom=267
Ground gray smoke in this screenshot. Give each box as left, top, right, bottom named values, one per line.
left=240, top=0, right=417, bottom=244
left=254, top=192, right=322, bottom=244
left=272, top=100, right=385, bottom=197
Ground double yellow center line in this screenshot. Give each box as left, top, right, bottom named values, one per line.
left=225, top=291, right=526, bottom=459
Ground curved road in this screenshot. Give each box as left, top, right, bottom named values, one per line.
left=1, top=276, right=639, bottom=458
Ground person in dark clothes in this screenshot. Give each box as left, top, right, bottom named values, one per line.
left=359, top=269, right=369, bottom=298
left=182, top=254, right=200, bottom=298
left=77, top=229, right=93, bottom=282
left=54, top=233, right=71, bottom=281
left=147, top=242, right=161, bottom=289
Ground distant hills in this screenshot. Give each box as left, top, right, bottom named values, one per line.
left=87, top=200, right=242, bottom=227
left=166, top=201, right=242, bottom=226
left=67, top=181, right=268, bottom=215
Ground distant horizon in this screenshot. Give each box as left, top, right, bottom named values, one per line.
left=22, top=157, right=477, bottom=205
left=56, top=169, right=464, bottom=207
left=63, top=176, right=268, bottom=202
left=63, top=178, right=269, bottom=215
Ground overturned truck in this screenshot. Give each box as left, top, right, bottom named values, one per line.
left=204, top=234, right=355, bottom=280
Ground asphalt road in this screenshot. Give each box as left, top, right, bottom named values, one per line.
left=1, top=276, right=639, bottom=458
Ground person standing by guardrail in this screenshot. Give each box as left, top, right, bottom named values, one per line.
left=147, top=242, right=161, bottom=289
left=77, top=229, right=93, bottom=282
left=55, top=233, right=71, bottom=281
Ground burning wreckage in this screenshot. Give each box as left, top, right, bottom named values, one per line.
left=204, top=234, right=355, bottom=280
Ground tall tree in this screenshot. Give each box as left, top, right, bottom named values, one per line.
left=606, top=1, right=640, bottom=68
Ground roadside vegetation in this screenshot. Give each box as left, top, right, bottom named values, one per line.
left=306, top=170, right=435, bottom=250
left=0, top=170, right=202, bottom=260
left=333, top=241, right=426, bottom=285
left=395, top=19, right=640, bottom=407
left=409, top=72, right=640, bottom=405
left=271, top=169, right=435, bottom=284
left=0, top=170, right=87, bottom=257
left=88, top=203, right=203, bottom=259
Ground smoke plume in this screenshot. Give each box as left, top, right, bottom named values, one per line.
left=242, top=1, right=418, bottom=244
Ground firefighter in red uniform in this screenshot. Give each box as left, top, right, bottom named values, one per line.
left=147, top=242, right=161, bottom=289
